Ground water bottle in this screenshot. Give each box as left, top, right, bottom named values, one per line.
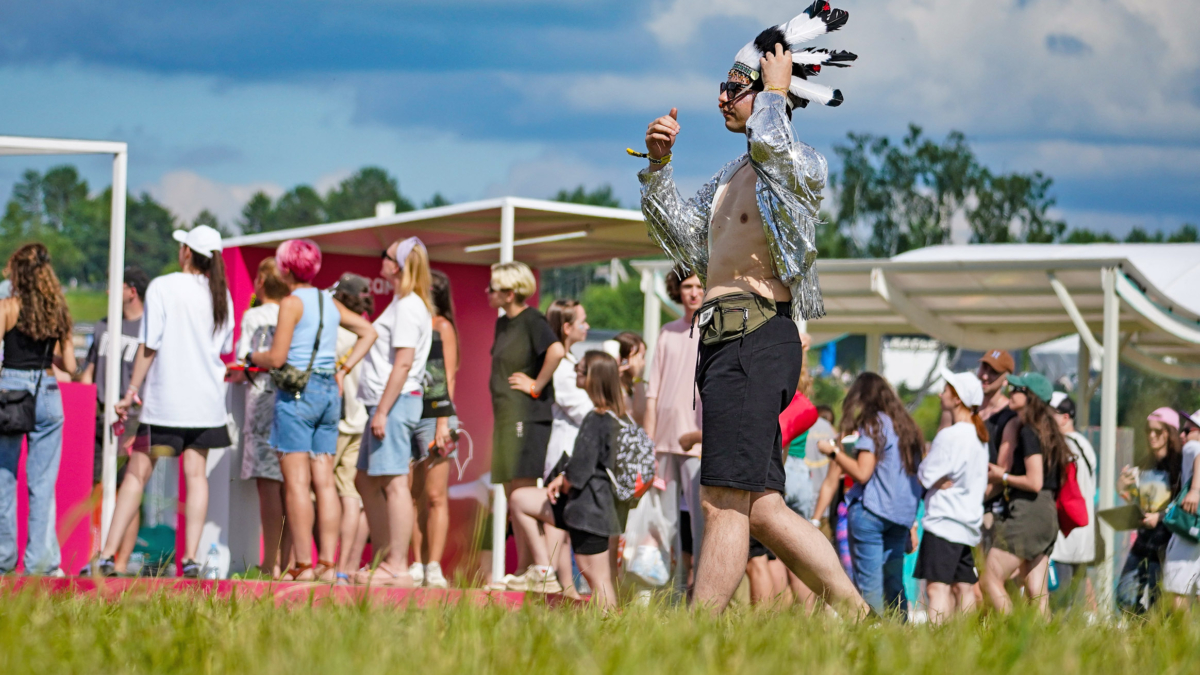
left=202, top=544, right=221, bottom=580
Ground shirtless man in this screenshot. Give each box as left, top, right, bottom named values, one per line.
left=637, top=3, right=866, bottom=614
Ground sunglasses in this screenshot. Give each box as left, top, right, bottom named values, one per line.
left=719, top=81, right=755, bottom=105
left=1010, top=386, right=1029, bottom=396
left=1148, top=427, right=1169, bottom=436
left=381, top=250, right=397, bottom=263
left=485, top=286, right=512, bottom=294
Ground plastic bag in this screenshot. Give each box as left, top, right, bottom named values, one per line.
left=622, top=488, right=674, bottom=587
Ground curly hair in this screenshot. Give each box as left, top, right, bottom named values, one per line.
left=1017, top=394, right=1074, bottom=486
left=8, top=243, right=72, bottom=341
left=841, top=372, right=926, bottom=475
left=665, top=264, right=698, bottom=304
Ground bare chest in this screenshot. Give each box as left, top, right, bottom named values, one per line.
left=710, top=164, right=764, bottom=246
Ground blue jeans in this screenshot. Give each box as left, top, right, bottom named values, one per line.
left=271, top=372, right=340, bottom=455
left=847, top=498, right=909, bottom=616
left=0, top=369, right=65, bottom=574
left=783, top=455, right=815, bottom=519
left=1116, top=548, right=1162, bottom=614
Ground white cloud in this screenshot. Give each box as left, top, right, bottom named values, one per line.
left=143, top=170, right=283, bottom=226
left=313, top=169, right=353, bottom=195
left=561, top=73, right=713, bottom=114
left=483, top=153, right=633, bottom=202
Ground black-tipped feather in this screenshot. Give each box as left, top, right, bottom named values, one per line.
left=754, top=26, right=788, bottom=54
left=823, top=9, right=849, bottom=33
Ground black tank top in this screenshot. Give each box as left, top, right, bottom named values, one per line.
left=3, top=329, right=56, bottom=370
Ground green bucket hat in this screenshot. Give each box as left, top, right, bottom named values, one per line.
left=1007, top=372, right=1054, bottom=404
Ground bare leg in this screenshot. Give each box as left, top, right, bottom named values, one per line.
left=336, top=496, right=363, bottom=576
left=506, top=478, right=539, bottom=575
left=746, top=555, right=773, bottom=606
left=408, top=469, right=424, bottom=564
left=981, top=547, right=1022, bottom=613
left=1022, top=555, right=1051, bottom=618
left=381, top=475, right=415, bottom=572
left=748, top=490, right=869, bottom=617
left=768, top=558, right=789, bottom=599
left=180, top=448, right=210, bottom=562
left=350, top=510, right=369, bottom=569
left=310, top=455, right=341, bottom=577
left=113, top=510, right=141, bottom=573
left=356, top=470, right=390, bottom=563
left=416, top=458, right=450, bottom=565
left=787, top=569, right=818, bottom=613
left=926, top=581, right=954, bottom=624
left=256, top=478, right=286, bottom=574
left=693, top=486, right=752, bottom=612
left=576, top=550, right=616, bottom=610
left=547, top=525, right=578, bottom=598
left=280, top=452, right=316, bottom=575
left=101, top=452, right=154, bottom=559
left=509, top=487, right=553, bottom=567
left=955, top=581, right=977, bottom=613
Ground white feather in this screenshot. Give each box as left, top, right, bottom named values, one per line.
left=781, top=12, right=830, bottom=47
left=734, top=41, right=762, bottom=69
left=789, top=76, right=836, bottom=105
left=792, top=49, right=831, bottom=66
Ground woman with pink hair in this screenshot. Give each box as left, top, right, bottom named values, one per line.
left=250, top=238, right=377, bottom=581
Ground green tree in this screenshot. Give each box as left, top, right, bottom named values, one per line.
left=238, top=192, right=277, bottom=234
left=1168, top=224, right=1199, bottom=242
left=580, top=275, right=645, bottom=331
left=554, top=185, right=620, bottom=208
left=969, top=170, right=1064, bottom=243
left=324, top=167, right=413, bottom=221
left=423, top=193, right=452, bottom=209
left=1063, top=228, right=1117, bottom=243
left=192, top=209, right=233, bottom=238
left=1124, top=226, right=1162, bottom=243
left=272, top=186, right=325, bottom=229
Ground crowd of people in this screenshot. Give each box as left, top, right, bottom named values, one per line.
left=2, top=234, right=1200, bottom=617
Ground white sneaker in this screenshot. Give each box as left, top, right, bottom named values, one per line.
left=488, top=574, right=517, bottom=591
left=424, top=561, right=448, bottom=589
left=408, top=562, right=425, bottom=587
left=508, top=566, right=562, bottom=594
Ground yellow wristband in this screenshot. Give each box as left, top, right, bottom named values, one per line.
left=765, top=84, right=788, bottom=94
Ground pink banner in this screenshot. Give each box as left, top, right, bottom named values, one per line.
left=16, top=381, right=96, bottom=575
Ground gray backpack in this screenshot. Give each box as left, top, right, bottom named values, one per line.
left=605, top=412, right=657, bottom=502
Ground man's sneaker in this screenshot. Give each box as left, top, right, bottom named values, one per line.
left=45, top=567, right=66, bottom=578
left=408, top=562, right=425, bottom=587
left=181, top=559, right=202, bottom=579
left=488, top=574, right=517, bottom=591
left=424, top=561, right=448, bottom=589
left=627, top=545, right=670, bottom=587
left=508, top=566, right=562, bottom=594
left=81, top=557, right=119, bottom=578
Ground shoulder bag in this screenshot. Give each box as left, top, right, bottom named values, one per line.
left=0, top=341, right=52, bottom=435
left=271, top=291, right=324, bottom=397
left=1163, top=479, right=1200, bottom=542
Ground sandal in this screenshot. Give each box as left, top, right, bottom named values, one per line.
left=283, top=563, right=314, bottom=582
left=353, top=562, right=414, bottom=587
left=314, top=560, right=337, bottom=583
left=335, top=572, right=351, bottom=586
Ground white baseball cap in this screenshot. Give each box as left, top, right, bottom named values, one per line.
left=940, top=368, right=984, bottom=408
left=172, top=225, right=223, bottom=258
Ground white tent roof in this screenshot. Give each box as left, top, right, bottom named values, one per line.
left=812, top=244, right=1200, bottom=376
left=223, top=196, right=658, bottom=268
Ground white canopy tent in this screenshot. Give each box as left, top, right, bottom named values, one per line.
left=0, top=136, right=128, bottom=544
left=638, top=242, right=1200, bottom=602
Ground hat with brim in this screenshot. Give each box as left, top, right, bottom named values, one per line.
left=940, top=368, right=984, bottom=408
left=1007, top=372, right=1053, bottom=404
left=173, top=225, right=222, bottom=258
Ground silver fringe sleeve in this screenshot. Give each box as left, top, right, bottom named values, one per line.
left=747, top=92, right=827, bottom=321
left=637, top=163, right=718, bottom=283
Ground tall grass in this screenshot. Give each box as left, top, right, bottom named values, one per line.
left=2, top=588, right=1199, bottom=674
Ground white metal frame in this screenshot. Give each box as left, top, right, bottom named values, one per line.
left=0, top=136, right=127, bottom=547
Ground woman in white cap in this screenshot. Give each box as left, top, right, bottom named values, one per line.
left=914, top=369, right=989, bottom=623
left=100, top=226, right=234, bottom=578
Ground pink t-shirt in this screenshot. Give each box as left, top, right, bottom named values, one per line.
left=648, top=317, right=702, bottom=456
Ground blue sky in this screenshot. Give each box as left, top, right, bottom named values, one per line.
left=1, top=0, right=1197, bottom=239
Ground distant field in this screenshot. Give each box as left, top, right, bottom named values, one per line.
left=65, top=289, right=108, bottom=324
left=2, top=589, right=1198, bottom=675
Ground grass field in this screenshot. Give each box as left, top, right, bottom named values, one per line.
left=2, top=589, right=1199, bottom=674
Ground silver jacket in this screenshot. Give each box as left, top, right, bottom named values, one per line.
left=638, top=92, right=826, bottom=321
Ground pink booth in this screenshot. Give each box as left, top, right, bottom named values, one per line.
left=219, top=197, right=655, bottom=579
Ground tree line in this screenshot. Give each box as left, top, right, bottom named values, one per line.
left=2, top=124, right=1194, bottom=287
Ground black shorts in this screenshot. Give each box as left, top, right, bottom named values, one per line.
left=913, top=531, right=978, bottom=585
left=550, top=496, right=610, bottom=556
left=748, top=536, right=777, bottom=561
left=93, top=406, right=146, bottom=485
left=491, top=419, right=551, bottom=484
left=697, top=304, right=801, bottom=494
left=137, top=424, right=231, bottom=457
left=680, top=510, right=693, bottom=555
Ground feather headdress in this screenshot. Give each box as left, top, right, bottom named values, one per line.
left=729, top=1, right=857, bottom=109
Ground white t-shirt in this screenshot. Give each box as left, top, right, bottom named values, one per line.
left=918, top=422, right=989, bottom=546
left=545, top=352, right=594, bottom=478
left=336, top=326, right=368, bottom=435
left=357, top=292, right=432, bottom=407
left=237, top=303, right=279, bottom=362
left=139, top=272, right=234, bottom=428
left=1052, top=431, right=1098, bottom=564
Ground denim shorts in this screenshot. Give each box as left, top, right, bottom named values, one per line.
left=357, top=392, right=423, bottom=476
left=271, top=371, right=340, bottom=455
left=783, top=454, right=815, bottom=519
left=412, top=415, right=459, bottom=462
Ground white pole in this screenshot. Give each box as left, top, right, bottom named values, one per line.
left=865, top=333, right=883, bottom=374
left=641, top=268, right=661, bottom=369
left=491, top=199, right=517, bottom=585
left=499, top=200, right=515, bottom=265
left=1097, top=267, right=1120, bottom=610
left=100, top=150, right=128, bottom=545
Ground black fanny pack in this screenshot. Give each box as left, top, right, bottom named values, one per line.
left=694, top=293, right=783, bottom=346
left=0, top=342, right=51, bottom=435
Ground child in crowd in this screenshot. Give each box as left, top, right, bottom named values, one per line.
left=235, top=257, right=290, bottom=578
left=513, top=351, right=625, bottom=609
left=915, top=370, right=988, bottom=623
